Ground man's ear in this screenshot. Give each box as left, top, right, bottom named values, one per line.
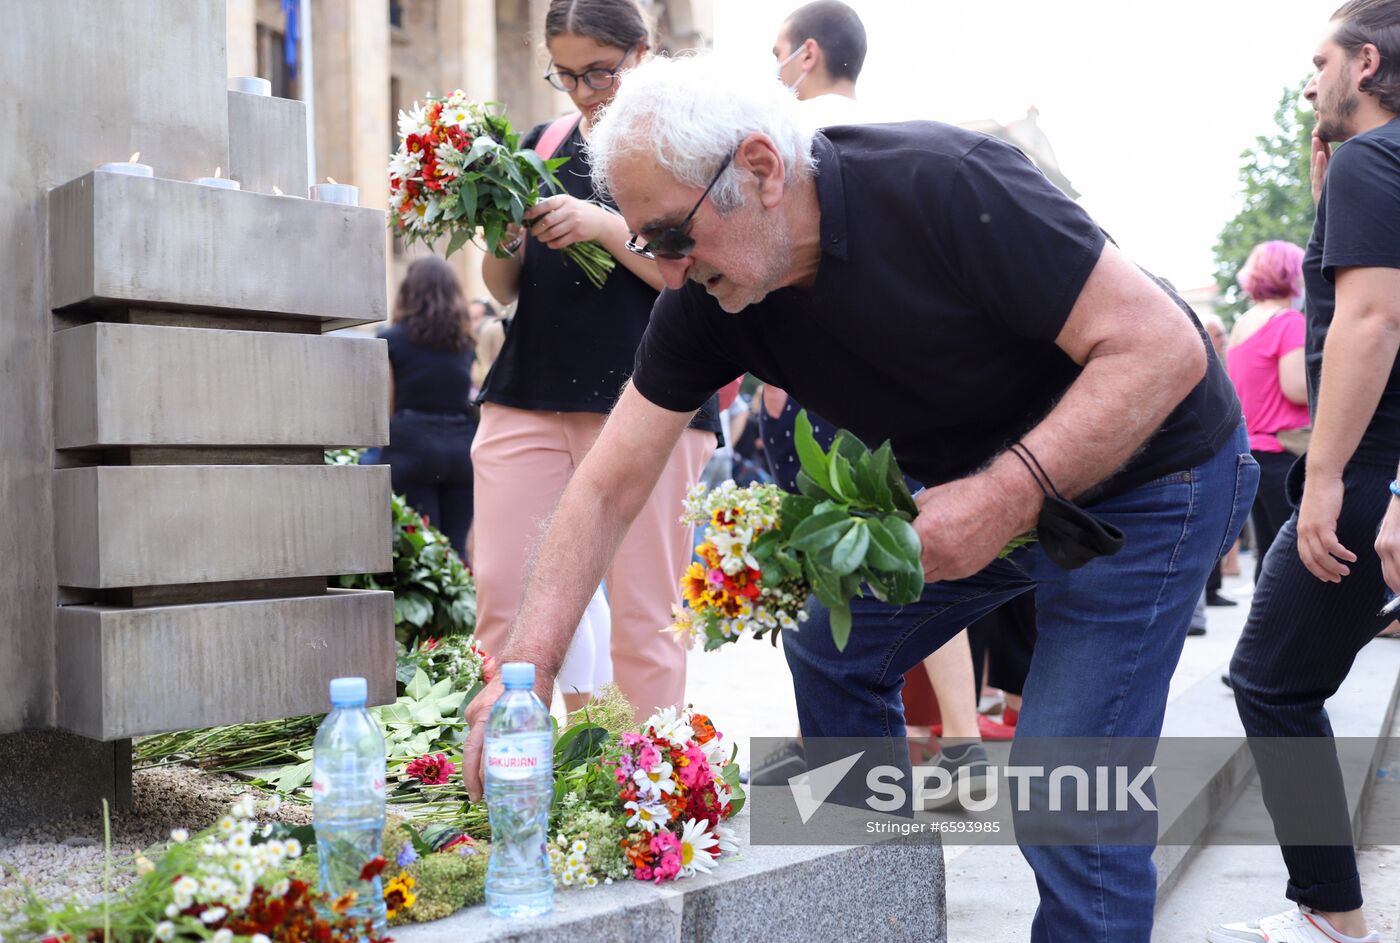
left=735, top=133, right=786, bottom=210
left=802, top=38, right=821, bottom=73
left=1358, top=41, right=1384, bottom=87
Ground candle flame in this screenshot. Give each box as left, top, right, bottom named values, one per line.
left=214, top=166, right=223, bottom=179
left=272, top=185, right=284, bottom=195
left=327, top=176, right=338, bottom=185
left=129, top=151, right=140, bottom=163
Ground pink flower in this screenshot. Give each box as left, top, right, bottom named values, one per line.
left=677, top=744, right=713, bottom=790
left=637, top=743, right=661, bottom=770
left=645, top=832, right=682, bottom=883
left=405, top=752, right=457, bottom=785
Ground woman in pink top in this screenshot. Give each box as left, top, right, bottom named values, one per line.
left=1226, top=240, right=1309, bottom=582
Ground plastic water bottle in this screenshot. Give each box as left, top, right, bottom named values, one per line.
left=312, top=677, right=387, bottom=933
left=485, top=662, right=554, bottom=919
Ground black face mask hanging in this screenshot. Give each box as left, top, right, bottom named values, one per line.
left=1008, top=443, right=1125, bottom=571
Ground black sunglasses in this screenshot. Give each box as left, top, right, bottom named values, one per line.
left=625, top=152, right=734, bottom=261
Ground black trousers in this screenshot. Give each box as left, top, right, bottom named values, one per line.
left=1250, top=449, right=1298, bottom=584
left=968, top=590, right=1038, bottom=696
left=381, top=410, right=476, bottom=560
left=1229, top=458, right=1395, bottom=912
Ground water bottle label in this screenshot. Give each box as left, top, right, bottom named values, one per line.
left=486, top=733, right=551, bottom=781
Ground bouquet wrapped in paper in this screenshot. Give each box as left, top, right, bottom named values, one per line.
left=388, top=92, right=613, bottom=287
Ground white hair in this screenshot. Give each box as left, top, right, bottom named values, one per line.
left=587, top=52, right=816, bottom=212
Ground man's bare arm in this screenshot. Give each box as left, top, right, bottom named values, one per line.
left=462, top=383, right=694, bottom=797
left=916, top=242, right=1208, bottom=579
left=1297, top=265, right=1400, bottom=581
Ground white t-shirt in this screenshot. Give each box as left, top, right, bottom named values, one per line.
left=796, top=92, right=865, bottom=130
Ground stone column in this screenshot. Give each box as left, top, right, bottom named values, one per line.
left=1, top=0, right=393, bottom=825
left=311, top=0, right=391, bottom=209
left=226, top=0, right=259, bottom=80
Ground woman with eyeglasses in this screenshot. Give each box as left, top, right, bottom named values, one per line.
left=473, top=0, right=721, bottom=723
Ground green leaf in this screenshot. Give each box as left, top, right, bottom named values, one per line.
left=875, top=516, right=922, bottom=565
left=777, top=494, right=819, bottom=534
left=554, top=724, right=607, bottom=770
left=865, top=518, right=920, bottom=573
left=803, top=554, right=844, bottom=609
left=885, top=459, right=920, bottom=518
left=795, top=469, right=834, bottom=500
left=869, top=442, right=896, bottom=508
left=829, top=601, right=852, bottom=651
left=830, top=519, right=870, bottom=575
left=787, top=511, right=853, bottom=553
left=862, top=565, right=894, bottom=603
left=887, top=565, right=924, bottom=605
left=828, top=451, right=859, bottom=501
left=830, top=430, right=868, bottom=467
left=406, top=668, right=432, bottom=700
left=793, top=410, right=831, bottom=486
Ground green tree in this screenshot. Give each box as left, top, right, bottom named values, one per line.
left=1212, top=80, right=1317, bottom=321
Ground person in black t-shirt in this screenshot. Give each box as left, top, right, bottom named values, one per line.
left=471, top=0, right=720, bottom=724
left=1217, top=3, right=1400, bottom=941
left=377, top=257, right=477, bottom=559
left=461, top=55, right=1254, bottom=941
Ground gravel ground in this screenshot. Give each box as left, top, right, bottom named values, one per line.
left=0, top=766, right=311, bottom=906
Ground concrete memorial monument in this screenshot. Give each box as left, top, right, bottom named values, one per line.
left=0, top=0, right=393, bottom=824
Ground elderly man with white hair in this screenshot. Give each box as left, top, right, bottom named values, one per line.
left=463, top=53, right=1254, bottom=941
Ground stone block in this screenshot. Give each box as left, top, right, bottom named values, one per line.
left=54, top=464, right=391, bottom=588
left=48, top=172, right=387, bottom=327
left=392, top=812, right=945, bottom=943
left=0, top=731, right=132, bottom=825
left=53, top=322, right=389, bottom=449
left=55, top=589, right=395, bottom=740
left=228, top=90, right=310, bottom=196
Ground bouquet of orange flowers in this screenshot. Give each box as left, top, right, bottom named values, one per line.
left=671, top=412, right=1035, bottom=651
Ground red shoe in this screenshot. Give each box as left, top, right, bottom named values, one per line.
left=931, top=715, right=1017, bottom=741
left=1002, top=706, right=1019, bottom=728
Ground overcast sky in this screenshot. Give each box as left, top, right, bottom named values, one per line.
left=712, top=0, right=1334, bottom=291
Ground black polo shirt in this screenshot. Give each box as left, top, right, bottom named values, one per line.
left=1302, top=115, right=1400, bottom=468
left=631, top=122, right=1240, bottom=498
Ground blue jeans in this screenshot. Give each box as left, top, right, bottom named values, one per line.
left=784, top=423, right=1257, bottom=942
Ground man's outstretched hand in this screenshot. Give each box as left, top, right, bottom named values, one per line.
left=461, top=657, right=557, bottom=801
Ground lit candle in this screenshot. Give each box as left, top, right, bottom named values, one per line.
left=309, top=176, right=360, bottom=206
left=97, top=151, right=153, bottom=178
left=230, top=76, right=272, bottom=96
left=270, top=184, right=304, bottom=199
left=192, top=166, right=240, bottom=190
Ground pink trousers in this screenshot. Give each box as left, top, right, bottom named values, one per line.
left=470, top=403, right=714, bottom=720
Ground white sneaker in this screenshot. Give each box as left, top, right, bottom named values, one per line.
left=1207, top=906, right=1379, bottom=942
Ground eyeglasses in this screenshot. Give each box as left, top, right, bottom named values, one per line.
left=544, top=45, right=633, bottom=93
left=625, top=152, right=735, bottom=261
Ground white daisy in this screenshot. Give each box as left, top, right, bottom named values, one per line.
left=713, top=823, right=740, bottom=856
left=169, top=828, right=189, bottom=844
left=623, top=799, right=671, bottom=832
left=283, top=838, right=302, bottom=858
left=154, top=922, right=175, bottom=942
left=677, top=819, right=720, bottom=877
left=213, top=929, right=233, bottom=943
left=201, top=906, right=228, bottom=925
left=633, top=762, right=677, bottom=798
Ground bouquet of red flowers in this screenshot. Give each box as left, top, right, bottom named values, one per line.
left=388, top=92, right=613, bottom=288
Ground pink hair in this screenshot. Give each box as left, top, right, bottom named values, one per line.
left=1237, top=240, right=1304, bottom=303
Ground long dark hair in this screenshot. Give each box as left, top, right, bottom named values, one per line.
left=393, top=257, right=473, bottom=353
left=545, top=0, right=651, bottom=50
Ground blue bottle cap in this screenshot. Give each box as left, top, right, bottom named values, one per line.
left=329, top=676, right=368, bottom=706
left=501, top=662, right=535, bottom=688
